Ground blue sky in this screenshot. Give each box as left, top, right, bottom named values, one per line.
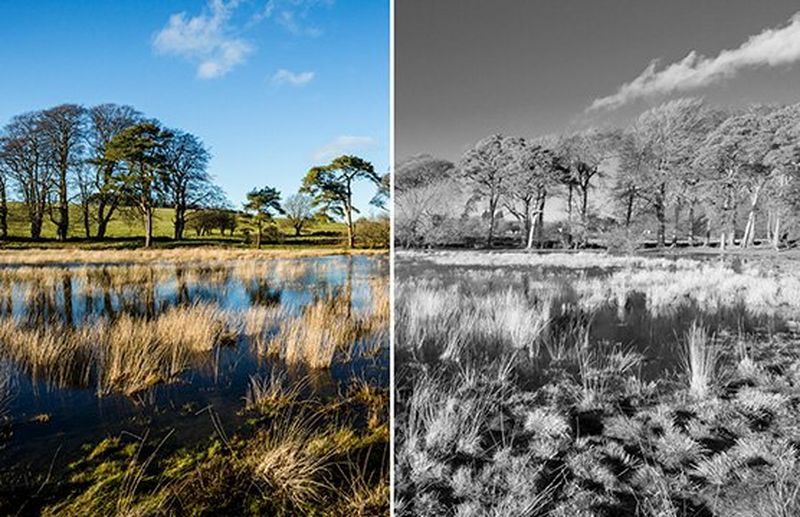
left=0, top=0, right=389, bottom=212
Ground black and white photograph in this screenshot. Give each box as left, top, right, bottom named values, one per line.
left=395, top=1, right=800, bottom=515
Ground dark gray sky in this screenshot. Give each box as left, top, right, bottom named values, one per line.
left=396, top=0, right=800, bottom=162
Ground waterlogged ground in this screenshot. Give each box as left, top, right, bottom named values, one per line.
left=396, top=250, right=795, bottom=383
left=0, top=252, right=389, bottom=515
left=396, top=250, right=800, bottom=516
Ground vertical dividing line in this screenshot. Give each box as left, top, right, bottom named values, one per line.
left=388, top=0, right=396, bottom=513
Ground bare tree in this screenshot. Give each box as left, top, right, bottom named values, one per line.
left=395, top=155, right=456, bottom=247
left=40, top=104, right=86, bottom=241
left=0, top=112, right=53, bottom=240
left=160, top=130, right=216, bottom=240
left=695, top=107, right=775, bottom=250
left=764, top=103, right=800, bottom=248
left=284, top=193, right=315, bottom=236
left=631, top=98, right=715, bottom=247
left=558, top=129, right=619, bottom=246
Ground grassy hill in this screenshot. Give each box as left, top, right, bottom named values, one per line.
left=1, top=202, right=352, bottom=249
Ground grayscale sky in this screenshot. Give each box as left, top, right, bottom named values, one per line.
left=396, top=0, right=800, bottom=162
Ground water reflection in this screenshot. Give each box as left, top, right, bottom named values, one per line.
left=0, top=255, right=388, bottom=470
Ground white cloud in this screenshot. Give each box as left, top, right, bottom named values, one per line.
left=254, top=0, right=332, bottom=37
left=153, top=0, right=252, bottom=79
left=313, top=135, right=374, bottom=161
left=590, top=12, right=800, bottom=111
left=272, top=68, right=315, bottom=86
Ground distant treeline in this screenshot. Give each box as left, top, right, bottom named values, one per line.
left=396, top=98, right=800, bottom=251
left=0, top=104, right=388, bottom=248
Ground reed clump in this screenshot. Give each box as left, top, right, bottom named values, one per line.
left=268, top=297, right=360, bottom=368
left=683, top=321, right=718, bottom=399
left=0, top=303, right=229, bottom=396
left=265, top=281, right=389, bottom=369
left=244, top=371, right=308, bottom=414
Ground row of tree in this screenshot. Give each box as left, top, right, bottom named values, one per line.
left=0, top=103, right=223, bottom=245
left=397, top=98, right=800, bottom=250
left=242, top=155, right=386, bottom=248
left=0, top=104, right=388, bottom=248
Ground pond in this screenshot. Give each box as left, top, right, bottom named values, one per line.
left=396, top=253, right=795, bottom=388
left=0, top=254, right=389, bottom=486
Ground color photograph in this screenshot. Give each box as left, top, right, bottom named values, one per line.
left=0, top=1, right=389, bottom=515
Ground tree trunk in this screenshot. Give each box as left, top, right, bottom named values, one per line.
left=57, top=176, right=69, bottom=241
left=655, top=183, right=666, bottom=247
left=143, top=207, right=153, bottom=248
left=256, top=224, right=262, bottom=249
left=0, top=185, right=6, bottom=239
left=30, top=213, right=43, bottom=241
left=521, top=200, right=532, bottom=248
left=97, top=217, right=108, bottom=239
left=687, top=202, right=695, bottom=246
left=174, top=204, right=185, bottom=241
left=82, top=202, right=91, bottom=238
left=95, top=198, right=118, bottom=239
left=345, top=207, right=354, bottom=248
left=486, top=195, right=499, bottom=248
left=566, top=184, right=574, bottom=246
left=580, top=187, right=589, bottom=227
left=741, top=183, right=764, bottom=249
left=625, top=193, right=634, bottom=228
left=773, top=216, right=782, bottom=250
left=526, top=219, right=536, bottom=250
left=345, top=182, right=355, bottom=248
left=535, top=192, right=546, bottom=248
left=670, top=202, right=681, bottom=247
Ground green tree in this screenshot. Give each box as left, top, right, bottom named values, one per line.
left=301, top=155, right=380, bottom=248
left=243, top=186, right=284, bottom=248
left=105, top=121, right=171, bottom=247
left=86, top=104, right=142, bottom=239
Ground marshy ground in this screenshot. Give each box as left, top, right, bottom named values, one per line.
left=395, top=250, right=800, bottom=517
left=0, top=249, right=389, bottom=516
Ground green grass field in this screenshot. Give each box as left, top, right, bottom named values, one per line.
left=1, top=202, right=353, bottom=249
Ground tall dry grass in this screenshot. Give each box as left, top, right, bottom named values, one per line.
left=0, top=247, right=383, bottom=267
left=262, top=277, right=389, bottom=369
left=268, top=297, right=360, bottom=369
left=0, top=303, right=229, bottom=395
left=244, top=371, right=308, bottom=413
left=396, top=280, right=551, bottom=363
left=683, top=321, right=718, bottom=399
left=248, top=414, right=336, bottom=511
